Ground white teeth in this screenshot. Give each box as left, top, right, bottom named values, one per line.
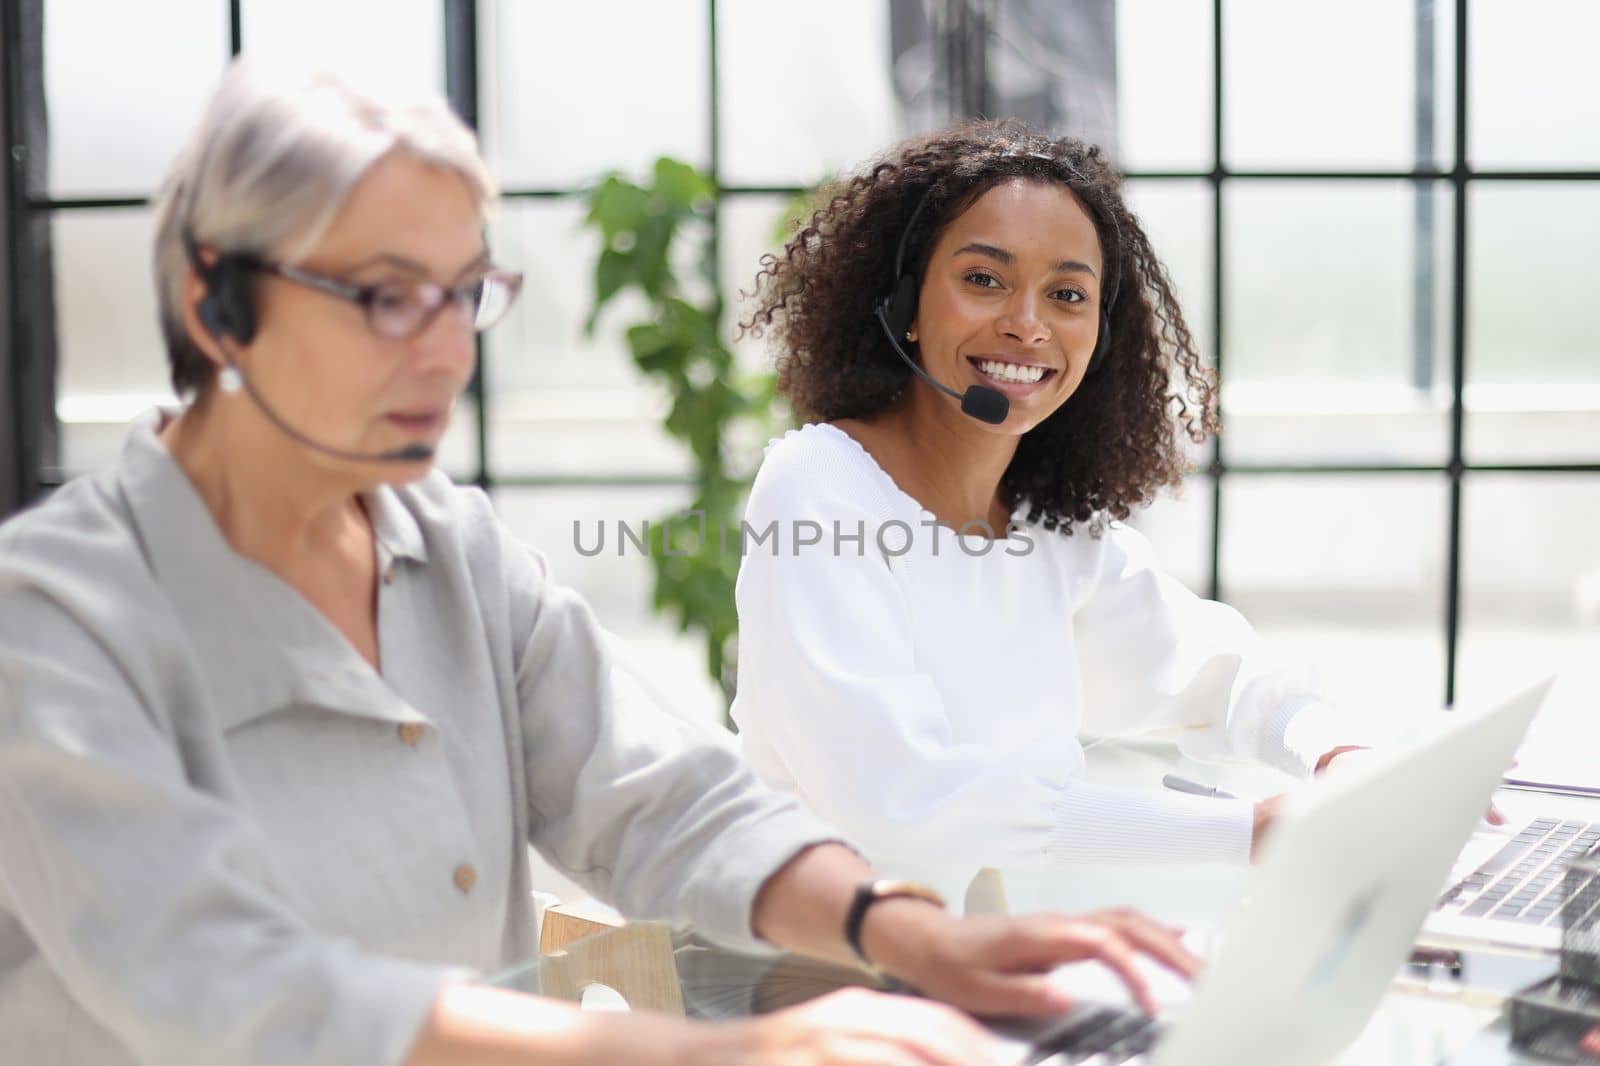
left=976, top=359, right=1046, bottom=384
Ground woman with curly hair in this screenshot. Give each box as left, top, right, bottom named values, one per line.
left=729, top=120, right=1366, bottom=909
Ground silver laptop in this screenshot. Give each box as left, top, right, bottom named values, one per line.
left=1002, top=677, right=1551, bottom=1066
left=1426, top=798, right=1599, bottom=954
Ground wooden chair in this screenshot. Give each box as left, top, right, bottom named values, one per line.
left=964, top=867, right=1011, bottom=914
left=537, top=901, right=686, bottom=1015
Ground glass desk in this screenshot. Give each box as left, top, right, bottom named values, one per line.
left=486, top=919, right=1566, bottom=1064
left=490, top=723, right=1600, bottom=1064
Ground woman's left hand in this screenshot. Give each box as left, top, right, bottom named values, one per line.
left=859, top=902, right=1200, bottom=1018
left=1317, top=746, right=1507, bottom=825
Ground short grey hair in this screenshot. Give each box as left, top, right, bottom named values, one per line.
left=152, top=59, right=497, bottom=396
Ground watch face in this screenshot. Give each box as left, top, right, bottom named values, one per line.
left=875, top=880, right=947, bottom=906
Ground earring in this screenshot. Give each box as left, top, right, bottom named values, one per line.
left=217, top=365, right=242, bottom=394
left=904, top=330, right=915, bottom=342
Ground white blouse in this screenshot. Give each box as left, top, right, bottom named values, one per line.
left=731, top=423, right=1343, bottom=903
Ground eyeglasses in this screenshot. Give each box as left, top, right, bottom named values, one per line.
left=242, top=257, right=524, bottom=339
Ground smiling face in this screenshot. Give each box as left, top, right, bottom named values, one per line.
left=908, top=178, right=1107, bottom=434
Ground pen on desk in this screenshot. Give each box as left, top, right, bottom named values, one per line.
left=1162, top=774, right=1239, bottom=800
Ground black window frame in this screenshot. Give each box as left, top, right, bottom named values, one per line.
left=7, top=0, right=1598, bottom=706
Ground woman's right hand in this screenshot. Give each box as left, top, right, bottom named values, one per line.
left=406, top=982, right=1014, bottom=1066
left=709, top=987, right=1014, bottom=1066
left=1251, top=794, right=1287, bottom=860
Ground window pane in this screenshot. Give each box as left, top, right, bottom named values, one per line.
left=44, top=0, right=229, bottom=198
left=1470, top=0, right=1600, bottom=168
left=484, top=199, right=689, bottom=478
left=720, top=193, right=793, bottom=364
left=1221, top=476, right=1448, bottom=717
left=1124, top=179, right=1214, bottom=362
left=241, top=0, right=443, bottom=93
left=718, top=1, right=896, bottom=187
left=1222, top=181, right=1451, bottom=464
left=493, top=487, right=724, bottom=728
left=434, top=399, right=480, bottom=486
left=1125, top=475, right=1213, bottom=596
left=1223, top=0, right=1454, bottom=170
left=1458, top=476, right=1600, bottom=778
left=983, top=1, right=1115, bottom=148
left=1459, top=475, right=1599, bottom=681
left=719, top=194, right=793, bottom=466
left=52, top=209, right=173, bottom=472
left=482, top=0, right=708, bottom=188
left=1116, top=0, right=1213, bottom=171
left=1466, top=183, right=1600, bottom=463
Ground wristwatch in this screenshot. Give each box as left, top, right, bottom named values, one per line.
left=843, top=879, right=947, bottom=967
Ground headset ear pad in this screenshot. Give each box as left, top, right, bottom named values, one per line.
left=1086, top=307, right=1112, bottom=375
left=196, top=255, right=258, bottom=346
left=884, top=272, right=919, bottom=340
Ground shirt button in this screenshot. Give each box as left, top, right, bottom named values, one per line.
left=397, top=722, right=424, bottom=747
left=453, top=863, right=477, bottom=895
left=382, top=566, right=397, bottom=585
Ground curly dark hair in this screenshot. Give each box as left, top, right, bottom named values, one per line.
left=739, top=119, right=1217, bottom=535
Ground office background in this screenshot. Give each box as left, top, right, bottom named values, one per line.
left=3, top=0, right=1596, bottom=731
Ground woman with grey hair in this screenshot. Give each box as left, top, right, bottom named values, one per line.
left=0, top=61, right=1195, bottom=1066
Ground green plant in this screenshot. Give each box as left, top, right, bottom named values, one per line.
left=582, top=158, right=777, bottom=705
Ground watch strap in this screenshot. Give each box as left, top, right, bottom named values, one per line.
left=843, top=879, right=947, bottom=967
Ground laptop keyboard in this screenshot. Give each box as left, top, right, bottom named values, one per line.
left=1028, top=1004, right=1164, bottom=1064
left=1436, top=818, right=1600, bottom=926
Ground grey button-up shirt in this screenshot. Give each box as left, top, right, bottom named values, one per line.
left=0, top=414, right=837, bottom=1066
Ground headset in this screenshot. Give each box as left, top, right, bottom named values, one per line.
left=872, top=178, right=1123, bottom=426
left=186, top=235, right=433, bottom=464
left=190, top=242, right=260, bottom=347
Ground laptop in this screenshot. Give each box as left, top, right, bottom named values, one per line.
left=1425, top=699, right=1600, bottom=954
left=999, top=677, right=1552, bottom=1066
left=1426, top=813, right=1599, bottom=954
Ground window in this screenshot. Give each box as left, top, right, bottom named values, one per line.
left=10, top=0, right=1596, bottom=726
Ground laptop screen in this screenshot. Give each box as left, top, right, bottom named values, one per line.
left=1501, top=684, right=1598, bottom=793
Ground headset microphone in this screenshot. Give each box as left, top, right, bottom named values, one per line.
left=874, top=194, right=1010, bottom=426
left=873, top=301, right=1009, bottom=425
left=214, top=352, right=437, bottom=465
left=192, top=246, right=438, bottom=465
left=223, top=357, right=436, bottom=463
